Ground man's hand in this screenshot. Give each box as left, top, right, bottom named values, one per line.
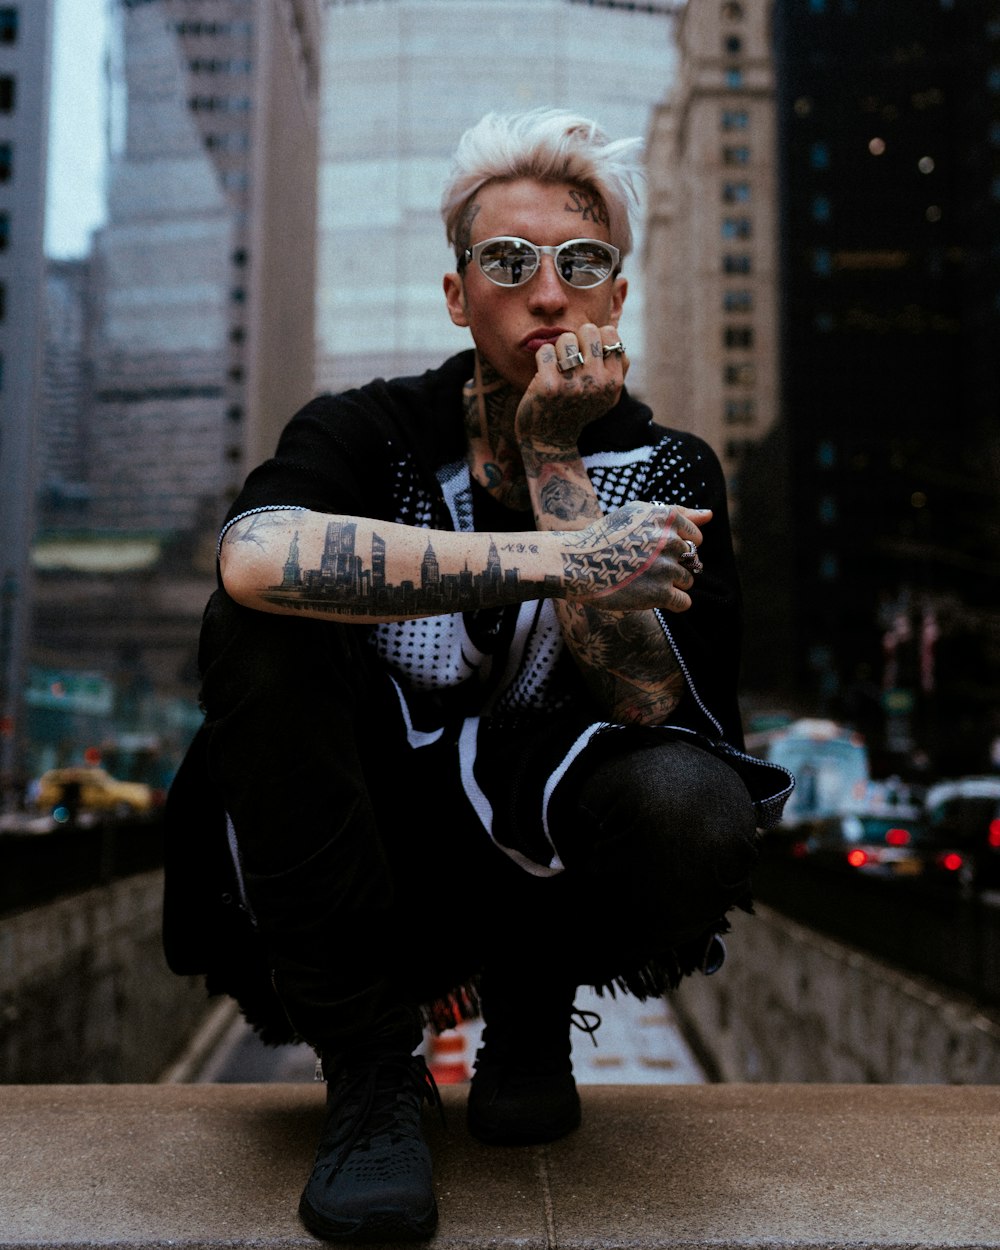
left=559, top=502, right=710, bottom=614
left=515, top=322, right=628, bottom=449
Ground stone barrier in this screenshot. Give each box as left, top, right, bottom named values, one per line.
left=673, top=902, right=1000, bottom=1083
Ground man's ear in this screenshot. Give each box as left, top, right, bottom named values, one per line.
left=610, top=274, right=627, bottom=323
left=443, top=272, right=469, bottom=328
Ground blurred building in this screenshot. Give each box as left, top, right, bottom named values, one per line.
left=316, top=0, right=682, bottom=402
left=644, top=0, right=792, bottom=722
left=647, top=0, right=1000, bottom=776
left=761, top=0, right=1000, bottom=774
left=27, top=0, right=681, bottom=776
left=0, top=0, right=54, bottom=793
left=644, top=0, right=780, bottom=511
left=29, top=0, right=322, bottom=775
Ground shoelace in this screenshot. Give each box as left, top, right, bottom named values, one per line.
left=319, top=1055, right=443, bottom=1182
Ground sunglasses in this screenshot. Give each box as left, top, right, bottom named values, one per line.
left=462, top=236, right=621, bottom=289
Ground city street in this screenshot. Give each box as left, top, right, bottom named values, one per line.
left=189, top=986, right=708, bottom=1085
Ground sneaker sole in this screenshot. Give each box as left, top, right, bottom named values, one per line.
left=298, top=1194, right=438, bottom=1243
left=467, top=1104, right=581, bottom=1147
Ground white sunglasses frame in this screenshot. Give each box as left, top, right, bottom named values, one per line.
left=461, top=235, right=621, bottom=289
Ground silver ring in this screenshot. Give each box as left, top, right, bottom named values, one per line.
left=679, top=540, right=704, bottom=575
left=602, top=340, right=626, bottom=357
left=557, top=350, right=586, bottom=373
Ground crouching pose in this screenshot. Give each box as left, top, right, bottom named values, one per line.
left=164, top=107, right=793, bottom=1243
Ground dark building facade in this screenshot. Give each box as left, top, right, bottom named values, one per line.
left=741, top=0, right=1000, bottom=775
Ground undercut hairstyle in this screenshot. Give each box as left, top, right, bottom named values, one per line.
left=440, top=108, right=645, bottom=264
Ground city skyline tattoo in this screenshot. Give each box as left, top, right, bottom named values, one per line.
left=261, top=519, right=557, bottom=616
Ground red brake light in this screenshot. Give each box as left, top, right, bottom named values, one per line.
left=885, top=827, right=911, bottom=846
left=847, top=849, right=868, bottom=868
left=988, top=819, right=1000, bottom=849
left=938, top=852, right=964, bottom=873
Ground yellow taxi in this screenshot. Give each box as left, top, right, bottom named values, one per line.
left=34, top=767, right=154, bottom=820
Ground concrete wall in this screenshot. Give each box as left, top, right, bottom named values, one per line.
left=673, top=903, right=1000, bottom=1084
left=6, top=880, right=1000, bottom=1085
left=0, top=870, right=213, bottom=1083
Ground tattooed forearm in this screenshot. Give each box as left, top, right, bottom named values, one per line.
left=538, top=476, right=598, bottom=523
left=231, top=512, right=291, bottom=548
left=519, top=441, right=587, bottom=476
left=560, top=602, right=684, bottom=723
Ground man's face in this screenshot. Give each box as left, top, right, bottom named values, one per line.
left=443, top=177, right=627, bottom=393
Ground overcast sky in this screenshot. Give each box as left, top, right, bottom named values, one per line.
left=44, top=0, right=109, bottom=259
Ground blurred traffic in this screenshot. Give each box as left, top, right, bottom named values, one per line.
left=748, top=714, right=1000, bottom=902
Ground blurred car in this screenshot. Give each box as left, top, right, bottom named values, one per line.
left=764, top=718, right=871, bottom=830
left=802, top=808, right=972, bottom=886
left=923, top=776, right=1000, bottom=893
left=33, top=767, right=154, bottom=823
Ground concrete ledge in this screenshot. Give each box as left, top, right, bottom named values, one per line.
left=1, top=1083, right=999, bottom=1249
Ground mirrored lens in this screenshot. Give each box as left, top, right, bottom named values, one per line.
left=477, top=238, right=539, bottom=286
left=556, top=242, right=616, bottom=287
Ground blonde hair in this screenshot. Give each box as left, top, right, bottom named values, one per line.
left=441, top=108, right=644, bottom=261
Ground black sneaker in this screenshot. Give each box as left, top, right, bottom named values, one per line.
left=467, top=983, right=599, bottom=1147
left=299, top=1030, right=441, bottom=1242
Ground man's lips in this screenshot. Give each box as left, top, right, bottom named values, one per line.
left=521, top=330, right=571, bottom=353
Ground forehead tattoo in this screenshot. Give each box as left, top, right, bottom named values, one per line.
left=565, top=188, right=609, bottom=227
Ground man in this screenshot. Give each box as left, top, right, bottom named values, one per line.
left=164, top=108, right=793, bottom=1243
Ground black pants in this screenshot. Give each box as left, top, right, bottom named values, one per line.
left=177, top=590, right=758, bottom=1050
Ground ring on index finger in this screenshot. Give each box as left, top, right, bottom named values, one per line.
left=602, top=340, right=626, bottom=358
left=679, top=539, right=704, bottom=575
left=558, top=350, right=586, bottom=373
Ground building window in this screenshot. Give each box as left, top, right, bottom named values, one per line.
left=725, top=68, right=744, bottom=89
left=722, top=216, right=752, bottom=239
left=723, top=181, right=751, bottom=204
left=206, top=131, right=251, bottom=152
left=189, top=96, right=252, bottom=113
left=723, top=289, right=753, bottom=312
left=0, top=142, right=11, bottom=182
left=725, top=398, right=755, bottom=423
left=0, top=8, right=17, bottom=43
left=724, top=326, right=754, bottom=348
left=724, top=362, right=756, bottom=385
left=812, top=195, right=832, bottom=222
left=724, top=35, right=743, bottom=54
left=819, top=552, right=838, bottom=580
left=0, top=281, right=5, bottom=319
left=812, top=248, right=833, bottom=276
left=724, top=438, right=753, bottom=461
left=721, top=108, right=749, bottom=130
left=810, top=141, right=831, bottom=169
left=231, top=287, right=246, bottom=303
left=723, top=253, right=752, bottom=274
left=230, top=325, right=245, bottom=343
left=0, top=212, right=9, bottom=250
left=189, top=58, right=252, bottom=74
left=723, top=145, right=750, bottom=165
left=0, top=75, right=13, bottom=111
left=722, top=2, right=744, bottom=18
left=227, top=404, right=243, bottom=422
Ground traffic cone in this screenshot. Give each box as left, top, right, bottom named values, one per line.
left=426, top=1027, right=470, bottom=1084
